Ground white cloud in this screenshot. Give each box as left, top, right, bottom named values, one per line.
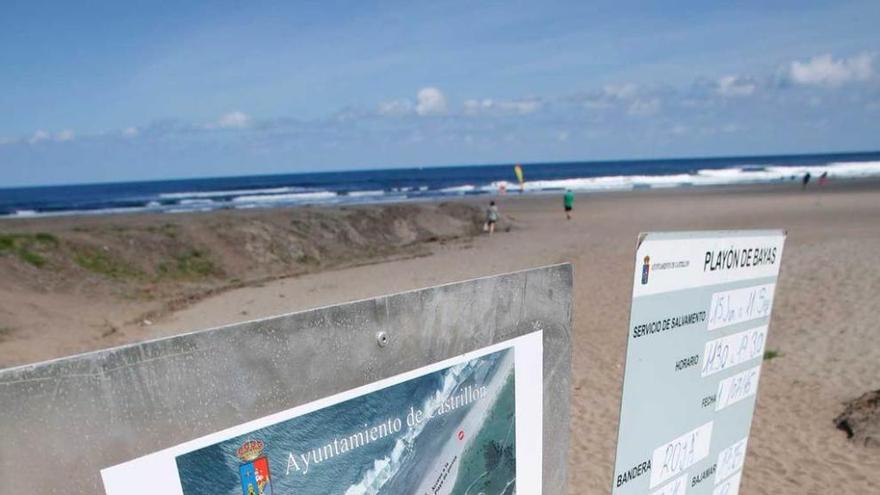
left=122, top=126, right=139, bottom=137
left=55, top=129, right=75, bottom=142
left=214, top=111, right=251, bottom=129
left=716, top=75, right=757, bottom=97
left=378, top=99, right=413, bottom=116
left=789, top=53, right=874, bottom=87
left=28, top=129, right=51, bottom=144
left=578, top=83, right=639, bottom=109
left=463, top=97, right=542, bottom=116
left=23, top=129, right=75, bottom=144
left=415, top=87, right=447, bottom=116
left=628, top=98, right=661, bottom=116
left=603, top=83, right=638, bottom=100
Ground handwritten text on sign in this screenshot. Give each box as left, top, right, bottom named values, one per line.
left=650, top=422, right=714, bottom=488
left=652, top=474, right=688, bottom=495
left=715, top=366, right=761, bottom=411
left=701, top=326, right=767, bottom=377
left=712, top=471, right=742, bottom=495
left=707, top=284, right=775, bottom=331
left=715, top=437, right=748, bottom=483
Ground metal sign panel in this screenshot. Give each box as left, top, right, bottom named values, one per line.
left=0, top=264, right=572, bottom=494
left=611, top=231, right=786, bottom=495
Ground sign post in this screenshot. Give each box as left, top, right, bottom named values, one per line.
left=0, top=265, right=572, bottom=494
left=611, top=231, right=786, bottom=495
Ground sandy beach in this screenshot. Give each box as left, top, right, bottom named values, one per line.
left=1, top=180, right=879, bottom=494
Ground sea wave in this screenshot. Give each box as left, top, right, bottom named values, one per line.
left=439, top=185, right=476, bottom=193
left=473, top=160, right=880, bottom=193
left=9, top=209, right=38, bottom=217
left=4, top=206, right=158, bottom=218
left=159, top=186, right=305, bottom=200
left=178, top=198, right=216, bottom=206
left=342, top=356, right=496, bottom=495
left=166, top=207, right=214, bottom=214
left=347, top=190, right=386, bottom=197
left=231, top=191, right=338, bottom=204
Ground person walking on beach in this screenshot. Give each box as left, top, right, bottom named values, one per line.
left=819, top=171, right=828, bottom=187
left=564, top=189, right=574, bottom=220
left=802, top=172, right=811, bottom=190
left=486, top=201, right=499, bottom=234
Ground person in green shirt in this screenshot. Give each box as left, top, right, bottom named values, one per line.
left=563, top=189, right=574, bottom=220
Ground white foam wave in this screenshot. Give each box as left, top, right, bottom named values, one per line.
left=159, top=186, right=304, bottom=200
left=2, top=206, right=155, bottom=218
left=694, top=160, right=880, bottom=185
left=178, top=199, right=216, bottom=206
left=231, top=191, right=338, bottom=204
left=481, top=174, right=697, bottom=193
left=165, top=207, right=214, bottom=214
left=439, top=184, right=476, bottom=193
left=10, top=209, right=38, bottom=217
left=347, top=190, right=386, bottom=197
left=478, top=161, right=880, bottom=193
left=766, top=160, right=880, bottom=179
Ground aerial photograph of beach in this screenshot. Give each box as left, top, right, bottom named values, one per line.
left=2, top=2, right=879, bottom=494
left=175, top=348, right=515, bottom=495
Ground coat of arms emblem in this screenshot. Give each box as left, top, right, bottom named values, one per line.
left=238, top=440, right=273, bottom=495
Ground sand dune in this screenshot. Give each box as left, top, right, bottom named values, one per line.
left=0, top=202, right=483, bottom=367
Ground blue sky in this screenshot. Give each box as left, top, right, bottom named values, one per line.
left=1, top=1, right=878, bottom=186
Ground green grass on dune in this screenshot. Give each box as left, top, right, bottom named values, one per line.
left=0, top=232, right=59, bottom=268
left=73, top=246, right=143, bottom=279
left=156, top=249, right=220, bottom=279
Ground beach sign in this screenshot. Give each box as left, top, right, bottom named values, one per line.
left=611, top=230, right=786, bottom=495
left=103, top=334, right=542, bottom=494
left=0, top=265, right=572, bottom=494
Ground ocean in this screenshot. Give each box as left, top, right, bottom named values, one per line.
left=2, top=151, right=879, bottom=218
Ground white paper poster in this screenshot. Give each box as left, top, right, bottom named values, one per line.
left=102, top=332, right=543, bottom=495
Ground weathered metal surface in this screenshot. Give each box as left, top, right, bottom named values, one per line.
left=0, top=264, right=572, bottom=493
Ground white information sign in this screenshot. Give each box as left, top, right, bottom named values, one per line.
left=102, top=332, right=543, bottom=495
left=611, top=230, right=785, bottom=495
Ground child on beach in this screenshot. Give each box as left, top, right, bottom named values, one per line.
left=486, top=201, right=499, bottom=234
